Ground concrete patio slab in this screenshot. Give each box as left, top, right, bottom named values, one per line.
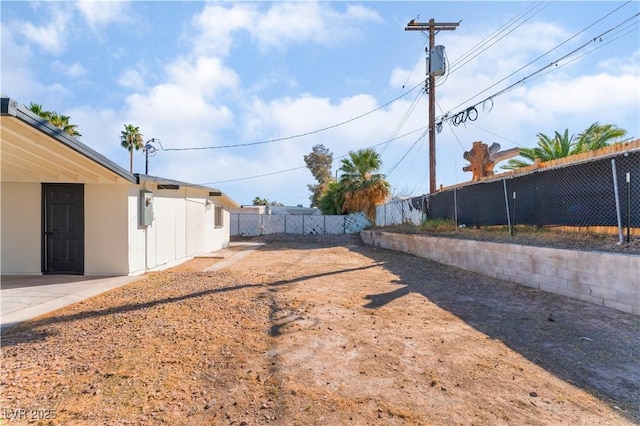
left=1, top=275, right=143, bottom=330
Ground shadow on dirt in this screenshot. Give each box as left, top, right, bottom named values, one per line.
left=1, top=261, right=382, bottom=346
left=352, top=240, right=640, bottom=422
left=242, top=233, right=639, bottom=421
left=0, top=280, right=265, bottom=345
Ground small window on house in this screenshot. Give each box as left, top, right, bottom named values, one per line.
left=214, top=206, right=223, bottom=228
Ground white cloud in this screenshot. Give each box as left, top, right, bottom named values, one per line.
left=52, top=61, right=86, bottom=78
left=165, top=57, right=239, bottom=99
left=251, top=2, right=381, bottom=50
left=124, top=84, right=233, bottom=148
left=523, top=71, right=640, bottom=134
left=191, top=4, right=256, bottom=57
left=0, top=26, right=43, bottom=100
left=190, top=2, right=381, bottom=56
left=76, top=1, right=130, bottom=29
left=16, top=7, right=72, bottom=54
left=118, top=69, right=145, bottom=90
left=594, top=48, right=640, bottom=75
left=248, top=69, right=300, bottom=96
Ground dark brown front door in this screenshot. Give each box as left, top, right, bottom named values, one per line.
left=42, top=183, right=84, bottom=274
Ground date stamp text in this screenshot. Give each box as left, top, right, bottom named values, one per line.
left=1, top=408, right=57, bottom=422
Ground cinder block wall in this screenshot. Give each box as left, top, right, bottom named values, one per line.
left=361, top=231, right=640, bottom=316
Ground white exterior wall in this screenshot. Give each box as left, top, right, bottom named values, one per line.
left=185, top=196, right=230, bottom=255
left=1, top=182, right=231, bottom=277
left=85, top=183, right=130, bottom=275
left=152, top=191, right=183, bottom=269
left=0, top=183, right=41, bottom=274
left=127, top=187, right=147, bottom=276
left=210, top=209, right=230, bottom=251
left=131, top=187, right=231, bottom=273
left=186, top=195, right=207, bottom=257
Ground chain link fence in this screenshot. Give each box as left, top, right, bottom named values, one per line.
left=376, top=143, right=640, bottom=237
left=231, top=212, right=371, bottom=236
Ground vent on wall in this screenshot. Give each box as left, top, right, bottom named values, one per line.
left=157, top=184, right=180, bottom=190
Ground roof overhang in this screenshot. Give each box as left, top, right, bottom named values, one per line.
left=1, top=97, right=240, bottom=209
left=136, top=174, right=240, bottom=210
left=1, top=97, right=136, bottom=184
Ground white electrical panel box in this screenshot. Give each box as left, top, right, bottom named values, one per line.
left=140, top=190, right=154, bottom=227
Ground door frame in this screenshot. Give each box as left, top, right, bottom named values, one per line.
left=41, top=183, right=85, bottom=275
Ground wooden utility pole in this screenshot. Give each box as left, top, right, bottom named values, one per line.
left=405, top=19, right=459, bottom=193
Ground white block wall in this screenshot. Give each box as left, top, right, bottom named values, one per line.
left=361, top=231, right=640, bottom=316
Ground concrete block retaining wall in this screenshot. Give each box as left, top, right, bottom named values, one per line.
left=361, top=230, right=640, bottom=316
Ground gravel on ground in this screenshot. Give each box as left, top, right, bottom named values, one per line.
left=1, top=233, right=638, bottom=425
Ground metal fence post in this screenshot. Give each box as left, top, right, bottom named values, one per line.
left=503, top=179, right=512, bottom=236
left=626, top=172, right=631, bottom=242
left=612, top=159, right=624, bottom=243
left=453, top=188, right=458, bottom=227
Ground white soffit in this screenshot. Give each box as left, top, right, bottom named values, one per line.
left=1, top=116, right=131, bottom=184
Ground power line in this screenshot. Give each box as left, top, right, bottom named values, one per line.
left=158, top=81, right=423, bottom=152
left=466, top=122, right=528, bottom=148
left=436, top=99, right=466, bottom=151
left=441, top=11, right=640, bottom=127
left=448, top=1, right=550, bottom=74
left=524, top=18, right=640, bottom=86
left=193, top=4, right=636, bottom=191
left=380, top=89, right=424, bottom=155
left=385, top=128, right=428, bottom=176
left=201, top=126, right=428, bottom=185
left=444, top=3, right=636, bottom=116
left=401, top=37, right=429, bottom=89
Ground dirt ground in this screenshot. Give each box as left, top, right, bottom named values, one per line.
left=1, top=234, right=639, bottom=425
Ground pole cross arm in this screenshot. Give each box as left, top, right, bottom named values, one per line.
left=405, top=20, right=460, bottom=31
left=405, top=25, right=459, bottom=31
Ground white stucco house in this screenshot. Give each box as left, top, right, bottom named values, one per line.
left=1, top=97, right=239, bottom=276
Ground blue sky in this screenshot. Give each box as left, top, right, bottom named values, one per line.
left=2, top=1, right=639, bottom=206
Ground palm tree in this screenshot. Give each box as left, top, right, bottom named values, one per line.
left=502, top=123, right=628, bottom=170
left=120, top=124, right=144, bottom=173
left=28, top=102, right=51, bottom=120
left=339, top=148, right=390, bottom=222
left=28, top=102, right=81, bottom=137
left=573, top=122, right=628, bottom=153
left=48, top=112, right=82, bottom=137
left=318, top=181, right=344, bottom=216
